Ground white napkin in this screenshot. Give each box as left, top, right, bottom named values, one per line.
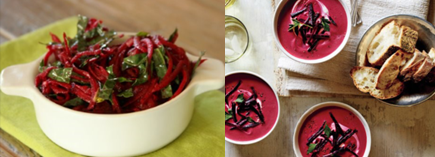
left=277, top=0, right=430, bottom=95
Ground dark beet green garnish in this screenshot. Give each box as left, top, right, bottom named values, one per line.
left=225, top=80, right=241, bottom=105
left=225, top=80, right=265, bottom=133
left=291, top=7, right=307, bottom=17
left=288, top=3, right=335, bottom=52
left=330, top=112, right=344, bottom=135
left=329, top=16, right=337, bottom=26
left=305, top=112, right=359, bottom=156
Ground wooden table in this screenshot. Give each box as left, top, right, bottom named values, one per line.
left=0, top=0, right=222, bottom=156
left=225, top=0, right=435, bottom=156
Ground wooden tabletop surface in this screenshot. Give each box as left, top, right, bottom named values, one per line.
left=0, top=0, right=222, bottom=156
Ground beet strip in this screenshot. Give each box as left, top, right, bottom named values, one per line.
left=329, top=112, right=344, bottom=135
left=35, top=67, right=56, bottom=86
left=291, top=7, right=307, bottom=17
left=49, top=32, right=61, bottom=43
left=171, top=70, right=189, bottom=98
left=308, top=4, right=315, bottom=25
left=153, top=61, right=184, bottom=92
left=306, top=120, right=326, bottom=146
left=63, top=33, right=71, bottom=58
left=72, top=66, right=98, bottom=110
left=329, top=16, right=337, bottom=26
left=231, top=102, right=238, bottom=122
left=225, top=80, right=242, bottom=105
left=133, top=36, right=147, bottom=52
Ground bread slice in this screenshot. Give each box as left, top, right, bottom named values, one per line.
left=350, top=66, right=379, bottom=93
left=399, top=26, right=418, bottom=53
left=370, top=79, right=404, bottom=99
left=375, top=50, right=405, bottom=89
left=428, top=48, right=435, bottom=62
left=367, top=21, right=418, bottom=66
left=400, top=51, right=414, bottom=67
left=400, top=49, right=425, bottom=82
left=413, top=57, right=434, bottom=83
left=367, top=21, right=401, bottom=66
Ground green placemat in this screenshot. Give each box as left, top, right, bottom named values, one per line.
left=0, top=17, right=224, bottom=157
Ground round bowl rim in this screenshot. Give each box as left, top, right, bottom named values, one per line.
left=27, top=53, right=213, bottom=118
left=225, top=15, right=250, bottom=63
left=292, top=101, right=371, bottom=157
left=355, top=14, right=435, bottom=107
left=224, top=70, right=280, bottom=145
left=272, top=0, right=352, bottom=64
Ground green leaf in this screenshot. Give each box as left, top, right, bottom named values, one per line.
left=152, top=46, right=173, bottom=98
left=247, top=117, right=256, bottom=123
left=136, top=31, right=149, bottom=37
left=168, top=28, right=178, bottom=42
left=48, top=68, right=73, bottom=83
left=132, top=63, right=148, bottom=86
left=79, top=55, right=99, bottom=67
left=307, top=143, right=317, bottom=154
left=63, top=97, right=84, bottom=107
left=77, top=15, right=89, bottom=36
left=153, top=46, right=168, bottom=79
left=38, top=60, right=45, bottom=72
left=96, top=79, right=116, bottom=103
left=321, top=18, right=330, bottom=32
left=225, top=112, right=232, bottom=121
left=288, top=19, right=312, bottom=34
left=235, top=94, right=244, bottom=103
left=49, top=61, right=62, bottom=67
left=161, top=85, right=173, bottom=99
left=192, top=51, right=205, bottom=77
left=325, top=124, right=331, bottom=138
left=74, top=15, right=116, bottom=51
left=117, top=88, right=134, bottom=98
left=116, top=77, right=132, bottom=83
left=106, top=65, right=115, bottom=79
left=123, top=53, right=148, bottom=68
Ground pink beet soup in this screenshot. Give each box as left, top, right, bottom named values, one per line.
left=298, top=106, right=367, bottom=157
left=225, top=73, right=279, bottom=142
left=277, top=0, right=348, bottom=60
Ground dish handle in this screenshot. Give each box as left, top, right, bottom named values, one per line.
left=0, top=59, right=39, bottom=99
left=190, top=56, right=224, bottom=96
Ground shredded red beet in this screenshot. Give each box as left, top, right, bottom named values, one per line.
left=35, top=15, right=205, bottom=113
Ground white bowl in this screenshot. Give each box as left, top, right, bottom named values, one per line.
left=0, top=35, right=224, bottom=156
left=224, top=71, right=280, bottom=145
left=272, top=0, right=352, bottom=64
left=293, top=101, right=371, bottom=157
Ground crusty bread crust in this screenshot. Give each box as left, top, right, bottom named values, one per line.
left=400, top=50, right=425, bottom=82
left=375, top=51, right=404, bottom=89
left=413, top=57, right=434, bottom=83
left=350, top=66, right=379, bottom=93
left=367, top=21, right=418, bottom=67
left=370, top=79, right=404, bottom=99
left=367, top=46, right=400, bottom=67
left=399, top=26, right=418, bottom=53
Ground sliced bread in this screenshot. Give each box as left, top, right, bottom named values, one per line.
left=428, top=48, right=435, bottom=62
left=370, top=79, right=404, bottom=99
left=375, top=50, right=405, bottom=89
left=350, top=66, right=379, bottom=93
left=367, top=21, right=418, bottom=66
left=367, top=21, right=401, bottom=66
left=399, top=25, right=418, bottom=53
left=413, top=57, right=434, bottom=83
left=400, top=49, right=425, bottom=82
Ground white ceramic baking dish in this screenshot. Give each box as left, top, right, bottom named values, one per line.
left=0, top=34, right=224, bottom=156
